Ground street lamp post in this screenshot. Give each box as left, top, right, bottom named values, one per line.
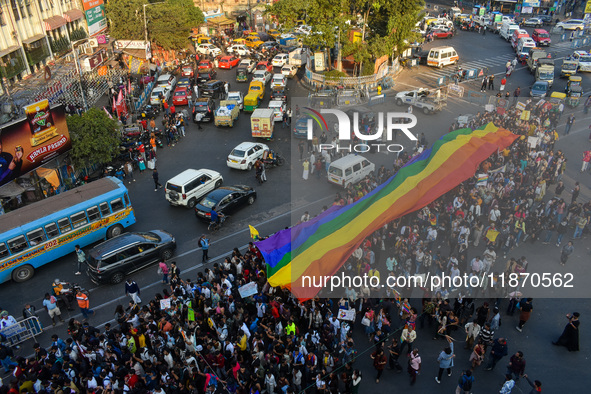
left=71, top=38, right=89, bottom=111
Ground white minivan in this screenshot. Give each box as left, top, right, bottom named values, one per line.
left=427, top=46, right=459, bottom=68
left=327, top=154, right=375, bottom=188
left=516, top=37, right=536, bottom=57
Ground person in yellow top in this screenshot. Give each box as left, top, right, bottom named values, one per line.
left=285, top=320, right=296, bottom=336
left=237, top=330, right=248, bottom=352
left=514, top=219, right=526, bottom=246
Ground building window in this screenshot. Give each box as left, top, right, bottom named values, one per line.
left=0, top=10, right=6, bottom=26
left=37, top=0, right=43, bottom=11
left=11, top=0, right=20, bottom=21
left=25, top=0, right=33, bottom=18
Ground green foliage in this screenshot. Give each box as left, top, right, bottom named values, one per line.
left=67, top=108, right=121, bottom=170
left=106, top=0, right=204, bottom=51
left=70, top=28, right=88, bottom=41
left=265, top=0, right=309, bottom=33
left=324, top=69, right=348, bottom=80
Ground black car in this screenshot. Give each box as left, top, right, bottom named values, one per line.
left=538, top=15, right=554, bottom=25
left=196, top=70, right=217, bottom=85
left=260, top=41, right=280, bottom=51
left=194, top=185, right=257, bottom=221
left=192, top=97, right=216, bottom=123
left=270, top=86, right=288, bottom=102
left=201, top=80, right=226, bottom=99
left=86, top=230, right=176, bottom=284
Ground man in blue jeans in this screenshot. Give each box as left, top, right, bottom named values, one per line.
left=199, top=235, right=210, bottom=262
left=565, top=114, right=575, bottom=135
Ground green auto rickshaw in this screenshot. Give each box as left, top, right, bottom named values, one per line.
left=567, top=85, right=583, bottom=107
left=236, top=67, right=248, bottom=83
left=565, top=75, right=582, bottom=94
left=244, top=92, right=260, bottom=112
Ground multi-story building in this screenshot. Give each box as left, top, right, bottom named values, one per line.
left=0, top=0, right=88, bottom=83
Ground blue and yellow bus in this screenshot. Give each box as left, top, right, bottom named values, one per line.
left=0, top=177, right=136, bottom=283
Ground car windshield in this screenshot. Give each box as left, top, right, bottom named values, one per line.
left=328, top=167, right=343, bottom=176
left=199, top=72, right=210, bottom=77
left=564, top=63, right=577, bottom=70
left=534, top=84, right=547, bottom=91
left=174, top=91, right=185, bottom=96
left=579, top=55, right=591, bottom=62
left=539, top=71, right=553, bottom=79
left=228, top=94, right=240, bottom=100
left=199, top=197, right=217, bottom=209
left=250, top=86, right=261, bottom=91
left=199, top=62, right=209, bottom=67
left=230, top=148, right=246, bottom=157
left=538, top=33, right=550, bottom=38
left=152, top=91, right=161, bottom=97
left=194, top=103, right=208, bottom=112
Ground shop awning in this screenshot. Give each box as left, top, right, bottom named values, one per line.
left=0, top=46, right=20, bottom=58
left=0, top=182, right=25, bottom=198
left=43, top=16, right=67, bottom=31
left=63, top=9, right=84, bottom=23
left=22, top=34, right=47, bottom=45
left=207, top=16, right=235, bottom=26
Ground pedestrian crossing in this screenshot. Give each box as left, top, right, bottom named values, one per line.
left=419, top=40, right=585, bottom=80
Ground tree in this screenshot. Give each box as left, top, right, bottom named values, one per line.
left=66, top=108, right=121, bottom=171
left=105, top=0, right=204, bottom=51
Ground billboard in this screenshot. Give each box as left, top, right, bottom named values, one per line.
left=0, top=101, right=71, bottom=188
left=86, top=4, right=107, bottom=36
left=82, top=0, right=104, bottom=11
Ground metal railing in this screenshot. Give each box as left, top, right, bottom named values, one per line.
left=0, top=316, right=43, bottom=347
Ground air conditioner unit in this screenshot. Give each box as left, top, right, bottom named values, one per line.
left=88, top=38, right=98, bottom=47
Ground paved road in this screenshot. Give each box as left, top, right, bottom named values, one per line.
left=1, top=27, right=590, bottom=392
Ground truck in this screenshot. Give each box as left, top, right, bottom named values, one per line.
left=527, top=49, right=549, bottom=73
left=251, top=108, right=275, bottom=139
left=214, top=100, right=240, bottom=127
left=561, top=59, right=579, bottom=77
left=289, top=48, right=308, bottom=67
left=394, top=88, right=446, bottom=114
left=535, top=58, right=555, bottom=87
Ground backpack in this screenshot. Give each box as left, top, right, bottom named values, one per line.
left=459, top=375, right=473, bottom=391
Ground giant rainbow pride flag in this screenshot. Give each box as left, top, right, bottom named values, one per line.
left=256, top=123, right=518, bottom=300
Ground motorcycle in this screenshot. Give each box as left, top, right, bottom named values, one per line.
left=52, top=280, right=85, bottom=311
left=261, top=149, right=285, bottom=168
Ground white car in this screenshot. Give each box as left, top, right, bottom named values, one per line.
left=272, top=53, right=289, bottom=67
left=239, top=58, right=256, bottom=73
left=295, top=25, right=312, bottom=35
left=252, top=70, right=272, bottom=85
left=165, top=169, right=223, bottom=208
left=196, top=43, right=222, bottom=56
left=157, top=73, right=176, bottom=90
left=281, top=64, right=298, bottom=78
left=271, top=73, right=287, bottom=88
left=150, top=87, right=170, bottom=105
left=268, top=100, right=286, bottom=122
left=227, top=142, right=269, bottom=170
left=556, top=19, right=585, bottom=31
left=227, top=44, right=250, bottom=57
left=227, top=91, right=244, bottom=109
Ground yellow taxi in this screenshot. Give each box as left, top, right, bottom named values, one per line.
left=245, top=36, right=264, bottom=48
left=248, top=80, right=265, bottom=100
left=268, top=29, right=280, bottom=39
left=233, top=38, right=246, bottom=45
left=247, top=32, right=260, bottom=38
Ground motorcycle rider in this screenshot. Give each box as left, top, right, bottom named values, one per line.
left=52, top=279, right=75, bottom=310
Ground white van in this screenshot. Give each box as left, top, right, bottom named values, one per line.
left=516, top=37, right=536, bottom=56
left=165, top=169, right=223, bottom=208
left=327, top=154, right=375, bottom=188
left=499, top=22, right=519, bottom=41
left=427, top=46, right=459, bottom=68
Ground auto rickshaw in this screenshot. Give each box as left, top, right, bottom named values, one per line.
left=244, top=92, right=260, bottom=112
left=236, top=67, right=248, bottom=83
left=565, top=75, right=582, bottom=94
left=567, top=85, right=583, bottom=107
left=548, top=91, right=566, bottom=113
left=248, top=80, right=265, bottom=100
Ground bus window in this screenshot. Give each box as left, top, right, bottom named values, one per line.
left=124, top=193, right=130, bottom=206
left=26, top=228, right=47, bottom=245
left=45, top=223, right=59, bottom=239
left=99, top=202, right=110, bottom=216
left=0, top=243, right=8, bottom=259
left=87, top=206, right=100, bottom=222
left=58, top=218, right=72, bottom=233
left=110, top=198, right=124, bottom=212
left=8, top=236, right=28, bottom=254
left=70, top=211, right=88, bottom=229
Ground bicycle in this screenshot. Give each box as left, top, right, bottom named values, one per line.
left=208, top=214, right=229, bottom=232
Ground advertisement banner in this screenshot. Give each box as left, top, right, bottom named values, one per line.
left=586, top=0, right=591, bottom=14
left=0, top=101, right=71, bottom=188
left=86, top=4, right=107, bottom=36
left=82, top=0, right=104, bottom=11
